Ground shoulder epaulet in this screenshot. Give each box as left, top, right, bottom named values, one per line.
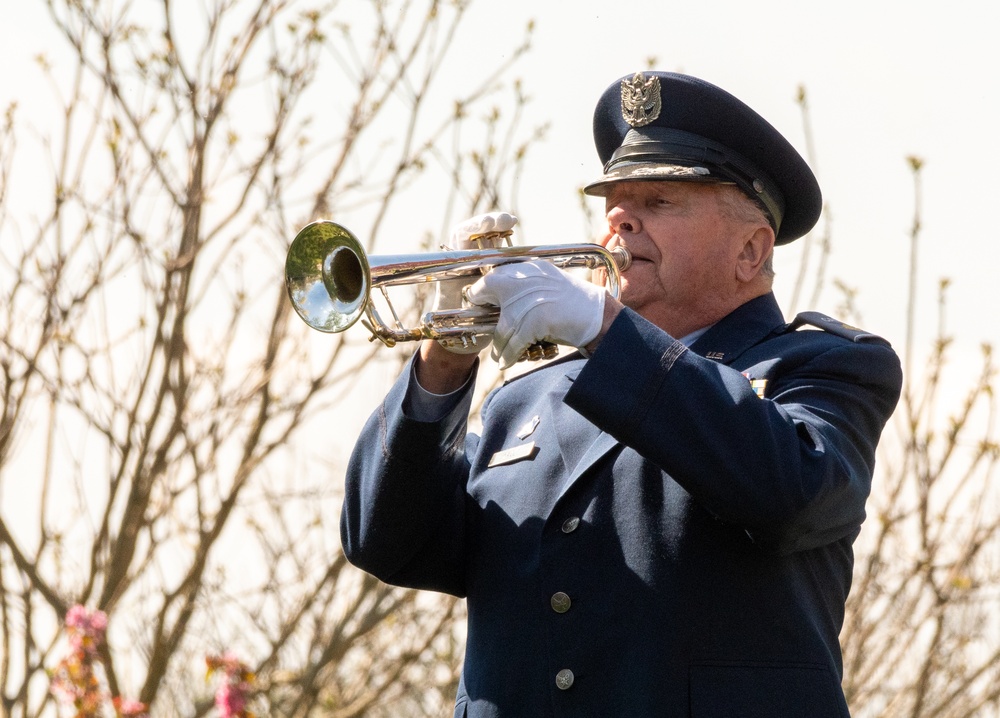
left=783, top=311, right=891, bottom=346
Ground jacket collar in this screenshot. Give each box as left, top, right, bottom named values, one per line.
left=687, top=292, right=786, bottom=366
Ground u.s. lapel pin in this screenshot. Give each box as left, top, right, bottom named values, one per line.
left=488, top=441, right=538, bottom=468
left=516, top=415, right=540, bottom=440
left=705, top=351, right=725, bottom=361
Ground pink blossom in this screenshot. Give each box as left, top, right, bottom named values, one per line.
left=215, top=679, right=250, bottom=717
left=65, top=605, right=108, bottom=634
left=114, top=697, right=150, bottom=717
left=206, top=652, right=255, bottom=717
left=65, top=605, right=108, bottom=656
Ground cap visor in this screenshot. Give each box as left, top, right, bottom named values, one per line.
left=583, top=163, right=722, bottom=196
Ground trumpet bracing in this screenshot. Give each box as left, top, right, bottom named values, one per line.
left=284, top=220, right=631, bottom=353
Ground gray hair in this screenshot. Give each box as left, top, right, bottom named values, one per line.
left=715, top=185, right=775, bottom=279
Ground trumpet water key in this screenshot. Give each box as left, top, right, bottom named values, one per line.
left=284, top=220, right=631, bottom=356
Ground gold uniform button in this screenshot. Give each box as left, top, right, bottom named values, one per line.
left=555, top=668, right=575, bottom=690
left=550, top=592, right=572, bottom=613
left=561, top=517, right=580, bottom=533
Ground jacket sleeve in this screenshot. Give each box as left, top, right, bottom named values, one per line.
left=564, top=308, right=903, bottom=554
left=339, top=357, right=477, bottom=596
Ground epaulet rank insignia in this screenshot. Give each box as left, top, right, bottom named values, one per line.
left=784, top=311, right=890, bottom=346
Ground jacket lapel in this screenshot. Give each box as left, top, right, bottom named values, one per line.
left=554, top=429, right=621, bottom=501
left=548, top=364, right=605, bottom=475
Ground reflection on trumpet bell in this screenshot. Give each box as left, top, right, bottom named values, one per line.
left=285, top=221, right=372, bottom=334
left=284, top=219, right=631, bottom=355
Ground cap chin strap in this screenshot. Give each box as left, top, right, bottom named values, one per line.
left=605, top=127, right=785, bottom=234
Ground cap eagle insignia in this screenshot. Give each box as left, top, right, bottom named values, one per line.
left=621, top=72, right=662, bottom=128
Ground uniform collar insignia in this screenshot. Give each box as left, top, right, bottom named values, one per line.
left=621, top=72, right=662, bottom=128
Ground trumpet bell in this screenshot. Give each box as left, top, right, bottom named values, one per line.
left=285, top=221, right=372, bottom=333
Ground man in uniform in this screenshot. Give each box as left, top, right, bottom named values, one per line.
left=340, top=71, right=903, bottom=716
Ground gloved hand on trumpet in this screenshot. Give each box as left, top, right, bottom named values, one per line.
left=435, top=212, right=610, bottom=369
left=465, top=253, right=608, bottom=369
left=431, top=211, right=520, bottom=356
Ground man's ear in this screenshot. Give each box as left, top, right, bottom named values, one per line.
left=735, top=226, right=776, bottom=283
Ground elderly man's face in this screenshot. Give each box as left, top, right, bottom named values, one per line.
left=602, top=180, right=766, bottom=336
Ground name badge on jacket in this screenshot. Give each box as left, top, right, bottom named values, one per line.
left=488, top=441, right=538, bottom=467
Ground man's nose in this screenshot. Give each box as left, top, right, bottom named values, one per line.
left=607, top=203, right=640, bottom=235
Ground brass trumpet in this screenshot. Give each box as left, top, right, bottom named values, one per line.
left=284, top=220, right=631, bottom=352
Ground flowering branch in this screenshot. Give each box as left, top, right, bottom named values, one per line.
left=49, top=605, right=148, bottom=718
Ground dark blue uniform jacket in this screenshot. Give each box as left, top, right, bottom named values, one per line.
left=342, top=293, right=903, bottom=717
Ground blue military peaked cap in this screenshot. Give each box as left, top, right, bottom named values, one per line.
left=583, top=72, right=822, bottom=244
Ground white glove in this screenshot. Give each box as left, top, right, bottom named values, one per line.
left=446, top=212, right=519, bottom=250
left=432, top=212, right=519, bottom=354
left=465, top=260, right=606, bottom=369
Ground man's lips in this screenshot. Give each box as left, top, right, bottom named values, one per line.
left=607, top=237, right=653, bottom=270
